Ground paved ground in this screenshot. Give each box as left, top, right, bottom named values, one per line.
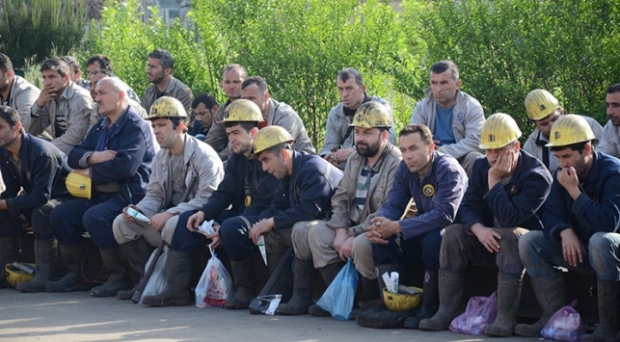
left=0, top=290, right=541, bottom=342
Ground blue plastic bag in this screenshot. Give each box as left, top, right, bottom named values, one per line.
left=541, top=300, right=584, bottom=342
left=316, top=258, right=359, bottom=320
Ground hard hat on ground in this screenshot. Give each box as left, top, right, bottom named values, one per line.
left=147, top=96, right=188, bottom=120
left=250, top=126, right=294, bottom=159
left=219, top=99, right=263, bottom=124
left=525, top=89, right=560, bottom=121
left=66, top=172, right=92, bottom=199
left=546, top=114, right=595, bottom=147
left=349, top=101, right=393, bottom=128
left=479, top=113, right=522, bottom=150
left=5, top=262, right=35, bottom=288
left=383, top=287, right=422, bottom=312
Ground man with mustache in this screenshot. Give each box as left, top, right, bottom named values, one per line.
left=112, top=96, right=224, bottom=301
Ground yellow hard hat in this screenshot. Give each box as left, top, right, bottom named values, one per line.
left=147, top=96, right=188, bottom=120
left=525, top=89, right=560, bottom=121
left=219, top=99, right=263, bottom=124
left=250, top=126, right=294, bottom=159
left=479, top=113, right=522, bottom=150
left=383, top=287, right=423, bottom=312
left=5, top=263, right=35, bottom=288
left=546, top=114, right=595, bottom=147
left=66, top=172, right=92, bottom=199
left=349, top=101, right=393, bottom=128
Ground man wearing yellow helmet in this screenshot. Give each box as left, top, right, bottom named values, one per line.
left=517, top=115, right=620, bottom=342
left=141, top=99, right=279, bottom=308
left=321, top=68, right=396, bottom=169
left=205, top=64, right=248, bottom=161
left=523, top=89, right=603, bottom=172
left=46, top=77, right=157, bottom=296
left=410, top=60, right=485, bottom=175
left=111, top=96, right=224, bottom=301
left=285, top=102, right=402, bottom=317
left=598, top=83, right=620, bottom=158
left=0, top=105, right=72, bottom=290
left=420, top=113, right=553, bottom=337
left=239, top=126, right=342, bottom=315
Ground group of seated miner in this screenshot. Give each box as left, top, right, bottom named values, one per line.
left=0, top=51, right=618, bottom=341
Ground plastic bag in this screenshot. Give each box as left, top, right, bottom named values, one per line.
left=139, top=246, right=168, bottom=304
left=316, top=258, right=359, bottom=320
left=541, top=300, right=584, bottom=342
left=449, top=291, right=498, bottom=335
left=195, top=246, right=232, bottom=308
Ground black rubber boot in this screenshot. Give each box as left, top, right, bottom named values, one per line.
left=224, top=258, right=256, bottom=310
left=17, top=239, right=63, bottom=292
left=309, top=262, right=345, bottom=317
left=90, top=246, right=132, bottom=297
left=514, top=272, right=566, bottom=337
left=44, top=243, right=90, bottom=292
left=582, top=280, right=620, bottom=342
left=361, top=276, right=380, bottom=303
left=404, top=270, right=439, bottom=329
left=276, top=258, right=315, bottom=315
left=485, top=273, right=523, bottom=337
left=266, top=252, right=293, bottom=302
left=419, top=269, right=465, bottom=331
left=0, top=237, right=20, bottom=288
left=117, top=239, right=153, bottom=300
left=142, top=250, right=193, bottom=307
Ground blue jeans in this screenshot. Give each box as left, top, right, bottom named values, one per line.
left=519, top=230, right=620, bottom=282
left=372, top=229, right=442, bottom=271
left=169, top=210, right=239, bottom=252
left=50, top=193, right=127, bottom=248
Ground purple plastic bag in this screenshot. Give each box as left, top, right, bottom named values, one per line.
left=449, top=291, right=498, bottom=335
left=541, top=300, right=584, bottom=342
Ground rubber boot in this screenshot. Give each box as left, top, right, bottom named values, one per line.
left=582, top=280, right=620, bottom=342
left=485, top=273, right=523, bottom=337
left=45, top=242, right=90, bottom=292
left=514, top=272, right=566, bottom=337
left=90, top=246, right=132, bottom=297
left=404, top=270, right=439, bottom=329
left=17, top=239, right=63, bottom=292
left=309, top=262, right=345, bottom=317
left=224, top=258, right=256, bottom=309
left=0, top=237, right=20, bottom=288
left=266, top=252, right=293, bottom=302
left=276, top=258, right=315, bottom=315
left=419, top=269, right=465, bottom=331
left=361, top=276, right=380, bottom=303
left=117, top=239, right=153, bottom=300
left=142, top=250, right=193, bottom=307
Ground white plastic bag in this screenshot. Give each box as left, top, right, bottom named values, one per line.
left=139, top=246, right=168, bottom=304
left=195, top=246, right=232, bottom=308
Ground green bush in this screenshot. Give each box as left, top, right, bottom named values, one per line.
left=191, top=0, right=422, bottom=147
left=0, top=0, right=86, bottom=69
left=406, top=0, right=620, bottom=137
left=84, top=0, right=223, bottom=98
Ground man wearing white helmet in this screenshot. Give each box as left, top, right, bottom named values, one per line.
left=523, top=89, right=603, bottom=172
left=420, top=113, right=553, bottom=337
left=112, top=96, right=224, bottom=301
left=516, top=115, right=620, bottom=342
